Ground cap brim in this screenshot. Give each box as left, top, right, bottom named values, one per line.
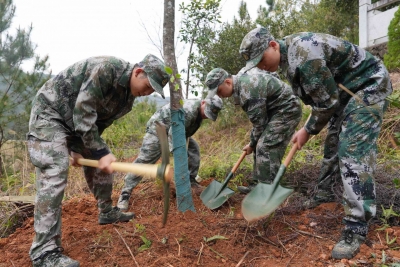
left=204, top=108, right=217, bottom=121
left=243, top=52, right=264, bottom=72
left=148, top=76, right=165, bottom=99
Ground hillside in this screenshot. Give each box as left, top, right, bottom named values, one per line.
left=0, top=73, right=399, bottom=267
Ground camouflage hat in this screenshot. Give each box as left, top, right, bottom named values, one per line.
left=139, top=54, right=170, bottom=99
left=239, top=27, right=275, bottom=72
left=204, top=95, right=223, bottom=121
left=205, top=68, right=229, bottom=98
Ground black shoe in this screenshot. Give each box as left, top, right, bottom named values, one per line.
left=331, top=229, right=366, bottom=259
left=237, top=184, right=257, bottom=194
left=98, top=206, right=135, bottom=225
left=32, top=247, right=79, bottom=267
left=191, top=181, right=205, bottom=195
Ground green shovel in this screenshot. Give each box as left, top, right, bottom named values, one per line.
left=241, top=145, right=298, bottom=222
left=201, top=151, right=247, bottom=209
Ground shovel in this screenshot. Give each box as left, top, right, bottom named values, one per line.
left=241, top=145, right=298, bottom=222
left=201, top=151, right=247, bottom=209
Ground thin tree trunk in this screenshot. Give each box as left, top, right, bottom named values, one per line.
left=163, top=0, right=195, bottom=212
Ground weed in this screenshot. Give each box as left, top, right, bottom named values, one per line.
left=138, top=234, right=152, bottom=252
left=227, top=207, right=235, bottom=218
left=135, top=223, right=146, bottom=233
left=93, top=230, right=113, bottom=246
left=377, top=205, right=400, bottom=231
left=386, top=231, right=397, bottom=245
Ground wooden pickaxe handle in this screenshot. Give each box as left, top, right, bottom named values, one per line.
left=75, top=158, right=173, bottom=182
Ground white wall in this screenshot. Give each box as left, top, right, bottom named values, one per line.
left=359, top=0, right=399, bottom=48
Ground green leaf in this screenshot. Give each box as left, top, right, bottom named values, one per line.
left=165, top=66, right=173, bottom=75
left=175, top=73, right=181, bottom=79
left=170, top=76, right=175, bottom=83
left=394, top=178, right=400, bottom=189
left=138, top=235, right=152, bottom=252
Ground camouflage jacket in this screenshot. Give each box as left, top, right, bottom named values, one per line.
left=279, top=32, right=392, bottom=134
left=232, top=71, right=299, bottom=148
left=29, top=56, right=135, bottom=157
left=146, top=100, right=203, bottom=150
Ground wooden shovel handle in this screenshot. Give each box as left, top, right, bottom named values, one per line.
left=76, top=158, right=173, bottom=182
left=283, top=145, right=298, bottom=167
left=231, top=151, right=248, bottom=173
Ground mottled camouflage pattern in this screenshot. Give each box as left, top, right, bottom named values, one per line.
left=28, top=135, right=114, bottom=260
left=121, top=100, right=204, bottom=194
left=238, top=66, right=279, bottom=79
left=278, top=32, right=392, bottom=135
left=232, top=72, right=301, bottom=183
left=138, top=54, right=170, bottom=99
left=205, top=68, right=229, bottom=98
left=27, top=56, right=148, bottom=261
left=29, top=56, right=136, bottom=154
left=239, top=27, right=274, bottom=71
left=276, top=32, right=392, bottom=231
left=204, top=95, right=223, bottom=121
left=318, top=100, right=387, bottom=235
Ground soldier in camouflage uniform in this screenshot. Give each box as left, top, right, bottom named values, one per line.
left=240, top=27, right=392, bottom=259
left=117, top=95, right=223, bottom=211
left=27, top=54, right=170, bottom=267
left=205, top=67, right=301, bottom=193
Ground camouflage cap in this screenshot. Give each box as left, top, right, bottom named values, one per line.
left=204, top=95, right=223, bottom=121
left=239, top=27, right=274, bottom=72
left=205, top=68, right=229, bottom=98
left=139, top=54, right=170, bottom=99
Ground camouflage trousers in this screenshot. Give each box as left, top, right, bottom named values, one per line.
left=121, top=133, right=200, bottom=194
left=253, top=103, right=302, bottom=183
left=27, top=134, right=114, bottom=260
left=316, top=99, right=388, bottom=235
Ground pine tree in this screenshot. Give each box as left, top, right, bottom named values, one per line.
left=0, top=0, right=50, bottom=140
left=0, top=0, right=50, bottom=173
left=384, top=6, right=400, bottom=71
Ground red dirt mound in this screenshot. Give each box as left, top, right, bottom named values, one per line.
left=1, top=181, right=400, bottom=267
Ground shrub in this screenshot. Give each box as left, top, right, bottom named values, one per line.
left=384, top=6, right=400, bottom=71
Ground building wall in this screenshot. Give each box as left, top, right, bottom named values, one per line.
left=359, top=0, right=399, bottom=49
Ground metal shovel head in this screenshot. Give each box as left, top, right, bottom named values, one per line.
left=200, top=179, right=235, bottom=209
left=242, top=165, right=293, bottom=222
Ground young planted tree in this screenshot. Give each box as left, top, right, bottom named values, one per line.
left=163, top=0, right=194, bottom=212
left=0, top=0, right=50, bottom=174
left=179, top=0, right=221, bottom=98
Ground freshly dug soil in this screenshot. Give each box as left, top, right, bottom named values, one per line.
left=1, top=177, right=400, bottom=267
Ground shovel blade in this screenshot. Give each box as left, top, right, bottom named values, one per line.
left=241, top=165, right=293, bottom=222
left=200, top=180, right=235, bottom=209
left=242, top=183, right=293, bottom=222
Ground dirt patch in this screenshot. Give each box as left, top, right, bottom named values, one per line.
left=1, top=178, right=400, bottom=267
left=0, top=73, right=399, bottom=267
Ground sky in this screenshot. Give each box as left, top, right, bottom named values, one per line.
left=11, top=0, right=266, bottom=97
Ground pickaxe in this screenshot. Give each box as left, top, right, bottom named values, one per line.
left=75, top=122, right=172, bottom=226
